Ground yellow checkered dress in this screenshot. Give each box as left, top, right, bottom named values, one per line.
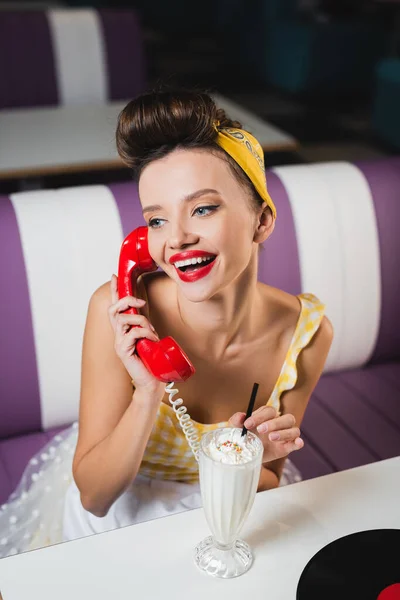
left=138, top=293, right=325, bottom=484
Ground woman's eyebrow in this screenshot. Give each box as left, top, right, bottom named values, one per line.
left=142, top=188, right=220, bottom=215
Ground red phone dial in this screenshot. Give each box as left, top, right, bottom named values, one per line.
left=117, top=226, right=196, bottom=383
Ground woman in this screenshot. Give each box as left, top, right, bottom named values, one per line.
left=0, top=87, right=333, bottom=555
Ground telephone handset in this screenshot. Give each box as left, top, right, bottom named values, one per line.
left=117, top=226, right=196, bottom=383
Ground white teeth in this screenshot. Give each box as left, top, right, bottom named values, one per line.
left=173, top=256, right=214, bottom=268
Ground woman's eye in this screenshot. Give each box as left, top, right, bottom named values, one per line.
left=148, top=206, right=218, bottom=228
left=148, top=218, right=165, bottom=229
left=194, top=205, right=218, bottom=217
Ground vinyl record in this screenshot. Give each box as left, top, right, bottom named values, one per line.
left=296, top=529, right=400, bottom=600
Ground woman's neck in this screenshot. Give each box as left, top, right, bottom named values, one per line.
left=174, top=255, right=263, bottom=361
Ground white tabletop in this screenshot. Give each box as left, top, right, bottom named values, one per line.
left=0, top=94, right=298, bottom=180
left=0, top=456, right=398, bottom=600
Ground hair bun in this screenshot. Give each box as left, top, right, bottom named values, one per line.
left=116, top=86, right=242, bottom=176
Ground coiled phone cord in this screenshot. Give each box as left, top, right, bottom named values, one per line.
left=165, top=382, right=200, bottom=461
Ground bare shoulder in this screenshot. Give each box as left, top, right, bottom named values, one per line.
left=257, top=283, right=303, bottom=342
left=312, top=313, right=334, bottom=347
left=260, top=283, right=300, bottom=315
left=268, top=288, right=334, bottom=418
left=295, top=306, right=334, bottom=388
left=302, top=313, right=334, bottom=380
left=91, top=279, right=112, bottom=306
left=258, top=283, right=333, bottom=361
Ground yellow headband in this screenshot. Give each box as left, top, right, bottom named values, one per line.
left=213, top=122, right=277, bottom=219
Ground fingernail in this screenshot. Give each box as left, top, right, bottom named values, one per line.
left=245, top=418, right=255, bottom=429
left=138, top=299, right=146, bottom=305
left=150, top=324, right=156, bottom=332
left=257, top=423, right=268, bottom=434
left=269, top=432, right=280, bottom=441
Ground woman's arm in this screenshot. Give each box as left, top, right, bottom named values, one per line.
left=230, top=315, right=334, bottom=490
left=72, top=281, right=164, bottom=518
left=260, top=315, right=334, bottom=484
left=257, top=466, right=279, bottom=491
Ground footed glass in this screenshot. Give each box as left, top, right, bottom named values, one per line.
left=194, top=427, right=263, bottom=578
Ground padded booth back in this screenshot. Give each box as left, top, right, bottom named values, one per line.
left=0, top=8, right=145, bottom=109
left=1, top=158, right=399, bottom=438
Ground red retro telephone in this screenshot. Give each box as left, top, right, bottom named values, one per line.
left=117, top=226, right=196, bottom=383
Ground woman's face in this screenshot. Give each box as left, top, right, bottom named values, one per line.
left=139, top=148, right=263, bottom=302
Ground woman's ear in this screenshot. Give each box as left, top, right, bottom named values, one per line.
left=254, top=205, right=275, bottom=244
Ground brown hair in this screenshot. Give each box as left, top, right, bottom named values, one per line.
left=116, top=86, right=266, bottom=213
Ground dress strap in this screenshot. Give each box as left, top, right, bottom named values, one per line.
left=268, top=293, right=326, bottom=413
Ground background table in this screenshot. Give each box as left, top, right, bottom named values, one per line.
left=0, top=94, right=298, bottom=180
left=0, top=456, right=398, bottom=600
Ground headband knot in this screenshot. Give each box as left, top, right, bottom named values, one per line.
left=214, top=126, right=276, bottom=219
left=212, top=119, right=220, bottom=133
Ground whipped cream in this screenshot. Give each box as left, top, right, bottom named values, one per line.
left=204, top=428, right=259, bottom=465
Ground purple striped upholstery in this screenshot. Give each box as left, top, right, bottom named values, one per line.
left=290, top=362, right=400, bottom=479
left=257, top=170, right=301, bottom=295
left=0, top=11, right=58, bottom=109
left=108, top=182, right=145, bottom=238
left=98, top=10, right=146, bottom=102
left=356, top=158, right=400, bottom=364
left=0, top=8, right=145, bottom=110
left=0, top=196, right=41, bottom=439
left=1, top=158, right=399, bottom=508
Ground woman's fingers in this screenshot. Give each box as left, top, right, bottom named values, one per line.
left=108, top=295, right=146, bottom=320
left=110, top=274, right=118, bottom=305
left=230, top=407, right=302, bottom=452
left=115, top=313, right=156, bottom=335
left=243, top=405, right=277, bottom=430
left=124, top=326, right=159, bottom=345
left=228, top=412, right=246, bottom=428
left=254, top=412, right=296, bottom=434
left=114, top=296, right=146, bottom=313
left=267, top=426, right=301, bottom=443
left=116, top=326, right=159, bottom=353
left=282, top=438, right=304, bottom=452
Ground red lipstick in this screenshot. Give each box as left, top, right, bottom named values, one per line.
left=175, top=258, right=217, bottom=282
left=169, top=250, right=216, bottom=264
left=169, top=250, right=217, bottom=283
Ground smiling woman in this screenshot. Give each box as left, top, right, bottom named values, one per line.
left=68, top=86, right=331, bottom=518
left=0, top=86, right=333, bottom=557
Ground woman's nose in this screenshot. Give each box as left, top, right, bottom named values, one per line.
left=168, top=224, right=198, bottom=249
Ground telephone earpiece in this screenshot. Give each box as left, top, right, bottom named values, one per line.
left=117, top=226, right=195, bottom=383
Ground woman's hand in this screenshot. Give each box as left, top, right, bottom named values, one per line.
left=108, top=274, right=165, bottom=397
left=228, top=405, right=304, bottom=463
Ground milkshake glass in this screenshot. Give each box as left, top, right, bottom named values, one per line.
left=194, top=427, right=263, bottom=578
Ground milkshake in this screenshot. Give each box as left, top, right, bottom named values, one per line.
left=195, top=427, right=263, bottom=578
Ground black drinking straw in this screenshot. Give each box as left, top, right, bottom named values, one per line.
left=241, top=382, right=259, bottom=437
